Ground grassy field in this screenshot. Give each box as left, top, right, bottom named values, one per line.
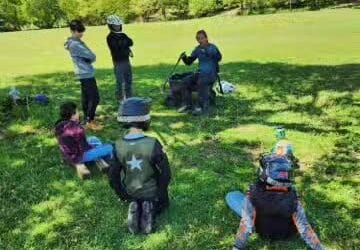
left=0, top=8, right=359, bottom=250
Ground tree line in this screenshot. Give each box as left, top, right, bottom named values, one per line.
left=0, top=0, right=353, bottom=31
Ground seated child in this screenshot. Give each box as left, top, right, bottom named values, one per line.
left=55, top=101, right=113, bottom=179
left=226, top=143, right=324, bottom=250
left=108, top=97, right=171, bottom=234
left=178, top=29, right=222, bottom=115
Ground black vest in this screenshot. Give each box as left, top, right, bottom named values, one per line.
left=249, top=182, right=298, bottom=240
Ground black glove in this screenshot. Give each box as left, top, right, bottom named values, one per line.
left=179, top=51, right=186, bottom=59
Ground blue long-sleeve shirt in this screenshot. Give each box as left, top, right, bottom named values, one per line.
left=182, top=43, right=222, bottom=75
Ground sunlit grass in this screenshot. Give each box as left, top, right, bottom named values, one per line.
left=0, top=8, right=359, bottom=250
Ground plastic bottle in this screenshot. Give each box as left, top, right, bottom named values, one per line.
left=273, top=126, right=294, bottom=156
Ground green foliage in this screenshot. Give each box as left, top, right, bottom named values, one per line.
left=0, top=0, right=354, bottom=30
left=0, top=0, right=27, bottom=31
left=75, top=0, right=104, bottom=25
left=25, top=0, right=63, bottom=28
left=97, top=0, right=133, bottom=23
left=130, top=0, right=160, bottom=21
left=157, top=0, right=189, bottom=20
left=166, top=0, right=190, bottom=18
left=224, top=0, right=282, bottom=14
left=188, top=0, right=222, bottom=17
left=58, top=0, right=80, bottom=22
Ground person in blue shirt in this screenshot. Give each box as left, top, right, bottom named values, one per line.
left=178, top=30, right=222, bottom=115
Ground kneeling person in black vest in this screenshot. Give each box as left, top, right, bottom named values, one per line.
left=109, top=97, right=171, bottom=234
left=226, top=149, right=324, bottom=250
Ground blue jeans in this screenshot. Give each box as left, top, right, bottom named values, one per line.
left=225, top=191, right=245, bottom=217
left=81, top=136, right=113, bottom=163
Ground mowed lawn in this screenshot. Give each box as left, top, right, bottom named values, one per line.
left=0, top=8, right=359, bottom=250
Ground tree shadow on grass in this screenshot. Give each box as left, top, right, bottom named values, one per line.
left=296, top=131, right=360, bottom=249
left=1, top=61, right=358, bottom=135
left=0, top=61, right=359, bottom=249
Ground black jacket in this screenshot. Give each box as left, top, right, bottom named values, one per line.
left=106, top=32, right=133, bottom=63
left=249, top=181, right=298, bottom=239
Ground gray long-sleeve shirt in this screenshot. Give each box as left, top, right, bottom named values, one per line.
left=65, top=37, right=96, bottom=79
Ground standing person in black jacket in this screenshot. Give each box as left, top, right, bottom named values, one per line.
left=106, top=15, right=134, bottom=101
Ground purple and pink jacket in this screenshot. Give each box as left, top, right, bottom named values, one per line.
left=55, top=120, right=92, bottom=164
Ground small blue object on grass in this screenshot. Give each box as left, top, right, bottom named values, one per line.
left=34, top=94, right=49, bottom=105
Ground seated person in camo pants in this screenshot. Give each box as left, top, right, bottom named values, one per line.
left=108, top=97, right=171, bottom=234
left=55, top=102, right=113, bottom=179
left=226, top=144, right=324, bottom=250
left=178, top=29, right=222, bottom=115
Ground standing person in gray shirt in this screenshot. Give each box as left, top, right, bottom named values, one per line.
left=64, top=20, right=103, bottom=131
left=106, top=15, right=133, bottom=102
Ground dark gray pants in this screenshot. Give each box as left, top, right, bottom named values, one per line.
left=183, top=72, right=217, bottom=111
left=114, top=61, right=132, bottom=100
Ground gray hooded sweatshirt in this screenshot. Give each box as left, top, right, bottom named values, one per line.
left=64, top=37, right=96, bottom=79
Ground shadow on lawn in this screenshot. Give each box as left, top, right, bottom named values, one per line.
left=0, top=61, right=359, bottom=249
left=296, top=131, right=360, bottom=249
left=1, top=61, right=358, bottom=135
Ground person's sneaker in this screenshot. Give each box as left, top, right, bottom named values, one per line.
left=140, top=201, right=154, bottom=234
left=127, top=201, right=140, bottom=234
left=177, top=105, right=191, bottom=113
left=95, top=159, right=110, bottom=173
left=86, top=121, right=104, bottom=131
left=75, top=164, right=91, bottom=180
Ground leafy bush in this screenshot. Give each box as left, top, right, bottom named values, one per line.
left=25, top=0, right=63, bottom=29
left=0, top=0, right=350, bottom=30
left=189, top=0, right=222, bottom=17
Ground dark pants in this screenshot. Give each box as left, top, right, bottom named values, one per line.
left=114, top=61, right=132, bottom=100
left=183, top=72, right=217, bottom=111
left=79, top=77, right=100, bottom=122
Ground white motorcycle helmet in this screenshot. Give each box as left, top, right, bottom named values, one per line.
left=106, top=15, right=124, bottom=26
left=220, top=80, right=235, bottom=94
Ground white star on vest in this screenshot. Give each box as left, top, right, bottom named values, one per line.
left=127, top=155, right=143, bottom=171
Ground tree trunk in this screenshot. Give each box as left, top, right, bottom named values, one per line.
left=161, top=7, right=166, bottom=20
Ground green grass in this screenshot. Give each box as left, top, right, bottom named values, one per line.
left=0, top=8, right=359, bottom=250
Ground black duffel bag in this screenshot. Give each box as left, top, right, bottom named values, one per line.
left=164, top=72, right=193, bottom=107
